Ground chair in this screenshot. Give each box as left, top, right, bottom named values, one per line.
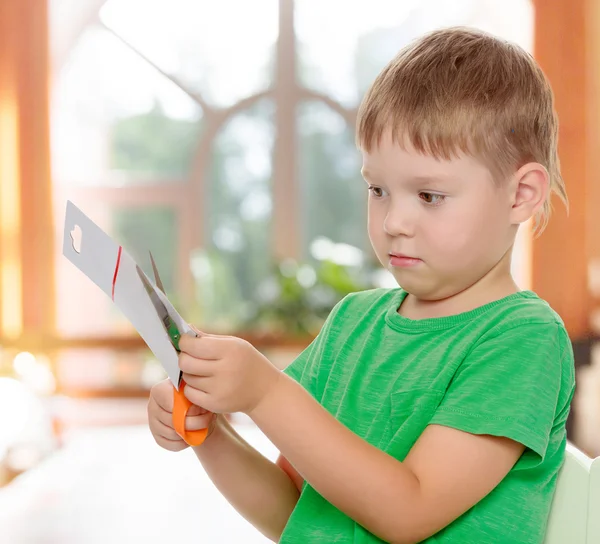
left=544, top=441, right=600, bottom=543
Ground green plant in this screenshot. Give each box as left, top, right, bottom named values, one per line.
left=243, top=257, right=378, bottom=337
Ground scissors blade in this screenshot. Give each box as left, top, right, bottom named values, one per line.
left=136, top=265, right=181, bottom=351
left=148, top=251, right=165, bottom=294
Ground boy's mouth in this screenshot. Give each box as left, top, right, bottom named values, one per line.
left=389, top=252, right=422, bottom=268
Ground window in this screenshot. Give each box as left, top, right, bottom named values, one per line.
left=49, top=0, right=534, bottom=392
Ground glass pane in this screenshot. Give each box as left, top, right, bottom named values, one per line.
left=298, top=101, right=369, bottom=261
left=295, top=0, right=534, bottom=106
left=52, top=24, right=202, bottom=186
left=192, top=99, right=275, bottom=331
left=113, top=207, right=178, bottom=294
left=100, top=0, right=278, bottom=108
left=111, top=105, right=201, bottom=177
left=55, top=205, right=178, bottom=337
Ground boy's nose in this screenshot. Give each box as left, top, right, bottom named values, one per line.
left=383, top=206, right=415, bottom=237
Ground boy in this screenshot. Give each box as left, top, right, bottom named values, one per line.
left=147, top=27, right=575, bottom=543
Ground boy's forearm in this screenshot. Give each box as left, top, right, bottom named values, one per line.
left=192, top=415, right=300, bottom=542
left=249, top=374, right=422, bottom=544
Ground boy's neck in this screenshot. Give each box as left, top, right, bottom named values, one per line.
left=397, top=250, right=521, bottom=320
left=398, top=281, right=521, bottom=321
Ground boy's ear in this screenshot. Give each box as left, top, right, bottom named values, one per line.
left=509, top=162, right=550, bottom=225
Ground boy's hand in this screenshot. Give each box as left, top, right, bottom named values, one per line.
left=178, top=332, right=281, bottom=416
left=147, top=378, right=217, bottom=451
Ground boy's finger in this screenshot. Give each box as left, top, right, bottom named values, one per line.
left=184, top=413, right=214, bottom=431
left=154, top=417, right=182, bottom=441
left=150, top=379, right=175, bottom=411
left=181, top=373, right=213, bottom=394
left=153, top=432, right=188, bottom=452
left=155, top=405, right=177, bottom=430
left=189, top=324, right=205, bottom=337
left=186, top=404, right=208, bottom=417
left=178, top=353, right=216, bottom=377
left=178, top=335, right=222, bottom=360
left=153, top=397, right=207, bottom=423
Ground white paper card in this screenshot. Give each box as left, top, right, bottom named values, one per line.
left=62, top=200, right=192, bottom=390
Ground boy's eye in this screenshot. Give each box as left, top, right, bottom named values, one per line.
left=368, top=186, right=388, bottom=198
left=419, top=192, right=446, bottom=206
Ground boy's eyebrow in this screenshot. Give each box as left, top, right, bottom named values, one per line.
left=361, top=169, right=451, bottom=186
left=406, top=175, right=451, bottom=186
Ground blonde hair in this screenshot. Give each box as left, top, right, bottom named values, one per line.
left=356, top=27, right=567, bottom=236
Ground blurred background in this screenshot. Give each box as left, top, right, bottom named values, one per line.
left=0, top=0, right=599, bottom=542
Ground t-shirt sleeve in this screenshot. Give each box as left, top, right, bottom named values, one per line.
left=283, top=335, right=320, bottom=394
left=429, top=321, right=574, bottom=460
left=283, top=297, right=346, bottom=400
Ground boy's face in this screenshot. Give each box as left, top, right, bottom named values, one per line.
left=362, top=132, right=516, bottom=301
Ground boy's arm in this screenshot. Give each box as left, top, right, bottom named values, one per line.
left=193, top=415, right=300, bottom=542
left=276, top=453, right=305, bottom=492
left=250, top=373, right=525, bottom=544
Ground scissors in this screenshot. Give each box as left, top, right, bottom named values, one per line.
left=137, top=253, right=209, bottom=447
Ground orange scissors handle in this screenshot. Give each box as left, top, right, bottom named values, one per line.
left=172, top=377, right=209, bottom=446
left=140, top=253, right=210, bottom=447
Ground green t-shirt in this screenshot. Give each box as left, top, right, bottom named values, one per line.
left=281, top=288, right=575, bottom=544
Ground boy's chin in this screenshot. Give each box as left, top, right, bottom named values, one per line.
left=388, top=272, right=452, bottom=302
